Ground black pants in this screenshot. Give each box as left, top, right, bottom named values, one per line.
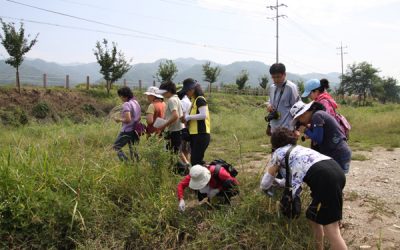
left=190, top=133, right=210, bottom=165
left=113, top=131, right=139, bottom=161
left=166, top=130, right=182, bottom=154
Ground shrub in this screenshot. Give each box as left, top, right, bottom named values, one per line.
left=32, top=102, right=50, bottom=119
left=0, top=107, right=28, bottom=126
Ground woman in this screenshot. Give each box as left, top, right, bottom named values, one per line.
left=260, top=128, right=347, bottom=250
left=181, top=78, right=211, bottom=166
left=177, top=86, right=192, bottom=165
left=113, top=86, right=141, bottom=161
left=302, top=79, right=338, bottom=118
left=290, top=101, right=351, bottom=173
left=177, top=164, right=239, bottom=211
left=144, top=86, right=165, bottom=136
left=157, top=81, right=184, bottom=154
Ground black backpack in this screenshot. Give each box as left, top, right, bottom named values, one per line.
left=208, top=159, right=238, bottom=178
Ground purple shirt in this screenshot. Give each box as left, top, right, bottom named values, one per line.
left=121, top=99, right=141, bottom=132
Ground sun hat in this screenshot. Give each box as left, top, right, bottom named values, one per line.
left=155, top=88, right=167, bottom=95
left=189, top=165, right=211, bottom=190
left=290, top=101, right=314, bottom=120
left=180, top=78, right=197, bottom=95
left=302, top=79, right=321, bottom=98
left=144, top=86, right=163, bottom=99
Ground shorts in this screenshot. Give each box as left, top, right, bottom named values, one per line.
left=303, top=160, right=346, bottom=225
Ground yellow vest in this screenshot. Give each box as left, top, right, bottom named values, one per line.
left=189, top=96, right=211, bottom=135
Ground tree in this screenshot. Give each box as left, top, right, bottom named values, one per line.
left=156, top=60, right=178, bottom=82
left=295, top=79, right=305, bottom=94
left=236, top=70, right=249, bottom=90
left=0, top=19, right=38, bottom=93
left=202, top=61, right=221, bottom=95
left=372, top=77, right=400, bottom=104
left=341, top=62, right=380, bottom=106
left=93, top=39, right=132, bottom=95
left=258, top=75, right=269, bottom=89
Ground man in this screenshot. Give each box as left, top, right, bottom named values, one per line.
left=266, top=63, right=300, bottom=134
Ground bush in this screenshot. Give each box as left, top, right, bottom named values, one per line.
left=32, top=102, right=50, bottom=119
left=0, top=107, right=28, bottom=126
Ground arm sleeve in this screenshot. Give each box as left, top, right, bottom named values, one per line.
left=305, top=126, right=324, bottom=144
left=146, top=104, right=155, bottom=115
left=177, top=175, right=191, bottom=200
left=260, top=172, right=275, bottom=190
left=186, top=106, right=207, bottom=121
left=122, top=102, right=130, bottom=113
left=290, top=84, right=300, bottom=105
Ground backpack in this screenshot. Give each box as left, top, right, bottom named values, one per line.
left=326, top=100, right=351, bottom=139
left=208, top=159, right=238, bottom=178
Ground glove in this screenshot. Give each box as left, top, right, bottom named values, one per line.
left=178, top=199, right=185, bottom=212
left=274, top=178, right=286, bottom=188
left=209, top=188, right=220, bottom=198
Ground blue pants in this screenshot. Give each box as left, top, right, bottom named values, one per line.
left=113, top=131, right=139, bottom=161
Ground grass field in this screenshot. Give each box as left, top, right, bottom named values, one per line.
left=0, top=89, right=399, bottom=249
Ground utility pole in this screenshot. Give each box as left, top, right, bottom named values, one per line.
left=267, top=0, right=287, bottom=63
left=337, top=42, right=348, bottom=80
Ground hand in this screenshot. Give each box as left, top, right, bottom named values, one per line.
left=294, top=130, right=301, bottom=139
left=267, top=104, right=274, bottom=113
left=209, top=188, right=220, bottom=198
left=184, top=115, right=190, bottom=122
left=274, top=178, right=286, bottom=188
left=178, top=199, right=185, bottom=212
left=180, top=116, right=186, bottom=123
left=114, top=117, right=121, bottom=123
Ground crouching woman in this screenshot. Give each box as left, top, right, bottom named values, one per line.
left=177, top=165, right=239, bottom=211
left=260, top=128, right=347, bottom=250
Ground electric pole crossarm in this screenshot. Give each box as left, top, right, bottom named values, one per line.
left=266, top=0, right=288, bottom=63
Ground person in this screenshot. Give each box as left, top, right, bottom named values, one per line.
left=290, top=101, right=352, bottom=173
left=260, top=128, right=347, bottom=250
left=302, top=78, right=338, bottom=118
left=177, top=164, right=239, bottom=211
left=266, top=63, right=300, bottom=134
left=177, top=85, right=192, bottom=165
left=144, top=86, right=166, bottom=136
left=157, top=81, right=185, bottom=163
left=180, top=78, right=211, bottom=166
left=113, top=86, right=141, bottom=161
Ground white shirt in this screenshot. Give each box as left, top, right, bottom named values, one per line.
left=181, top=95, right=192, bottom=115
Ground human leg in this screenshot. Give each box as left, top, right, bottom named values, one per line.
left=309, top=220, right=324, bottom=250
left=190, top=134, right=210, bottom=166
left=323, top=222, right=347, bottom=250
left=113, top=132, right=131, bottom=161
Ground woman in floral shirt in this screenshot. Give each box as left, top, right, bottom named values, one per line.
left=260, top=128, right=347, bottom=250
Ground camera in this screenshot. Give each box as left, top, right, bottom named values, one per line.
left=265, top=111, right=280, bottom=122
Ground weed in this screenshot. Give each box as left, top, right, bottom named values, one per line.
left=351, top=153, right=369, bottom=161
left=32, top=102, right=50, bottom=119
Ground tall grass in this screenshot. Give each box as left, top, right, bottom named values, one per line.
left=0, top=92, right=399, bottom=248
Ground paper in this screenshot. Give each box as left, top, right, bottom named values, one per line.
left=153, top=117, right=167, bottom=128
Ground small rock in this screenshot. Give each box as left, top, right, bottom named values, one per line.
left=359, top=245, right=371, bottom=249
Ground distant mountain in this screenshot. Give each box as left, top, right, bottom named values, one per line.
left=0, top=58, right=341, bottom=88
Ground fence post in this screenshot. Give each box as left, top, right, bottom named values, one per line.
left=43, top=74, right=47, bottom=89
left=139, top=80, right=142, bottom=91
left=66, top=75, right=70, bottom=89
left=86, top=76, right=90, bottom=90
left=124, top=79, right=127, bottom=87
left=153, top=80, right=156, bottom=87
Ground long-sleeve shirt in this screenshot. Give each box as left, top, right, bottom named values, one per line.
left=177, top=165, right=238, bottom=200
left=315, top=92, right=338, bottom=118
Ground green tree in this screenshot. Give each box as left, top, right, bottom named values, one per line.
left=295, top=79, right=305, bottom=94
left=341, top=62, right=380, bottom=106
left=372, top=77, right=400, bottom=104
left=258, top=75, right=269, bottom=89
left=202, top=61, right=221, bottom=95
left=236, top=70, right=249, bottom=90
left=94, top=39, right=131, bottom=95
left=156, top=60, right=178, bottom=82
left=0, top=19, right=38, bottom=93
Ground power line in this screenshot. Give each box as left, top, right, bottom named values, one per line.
left=266, top=0, right=287, bottom=63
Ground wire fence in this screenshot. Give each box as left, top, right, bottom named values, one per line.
left=0, top=73, right=269, bottom=96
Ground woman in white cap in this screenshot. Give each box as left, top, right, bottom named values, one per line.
left=177, top=165, right=239, bottom=211
left=144, top=86, right=165, bottom=136
left=290, top=101, right=351, bottom=174
left=260, top=127, right=347, bottom=250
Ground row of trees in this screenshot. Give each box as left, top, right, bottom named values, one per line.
left=1, top=19, right=399, bottom=103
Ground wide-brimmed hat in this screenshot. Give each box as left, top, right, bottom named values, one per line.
left=302, top=79, right=321, bottom=98
left=144, top=86, right=163, bottom=98
left=290, top=101, right=314, bottom=120
left=180, top=78, right=197, bottom=95
left=189, top=165, right=211, bottom=190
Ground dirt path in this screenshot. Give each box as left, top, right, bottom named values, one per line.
left=243, top=148, right=400, bottom=249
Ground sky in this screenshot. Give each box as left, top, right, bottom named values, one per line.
left=0, top=0, right=399, bottom=79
